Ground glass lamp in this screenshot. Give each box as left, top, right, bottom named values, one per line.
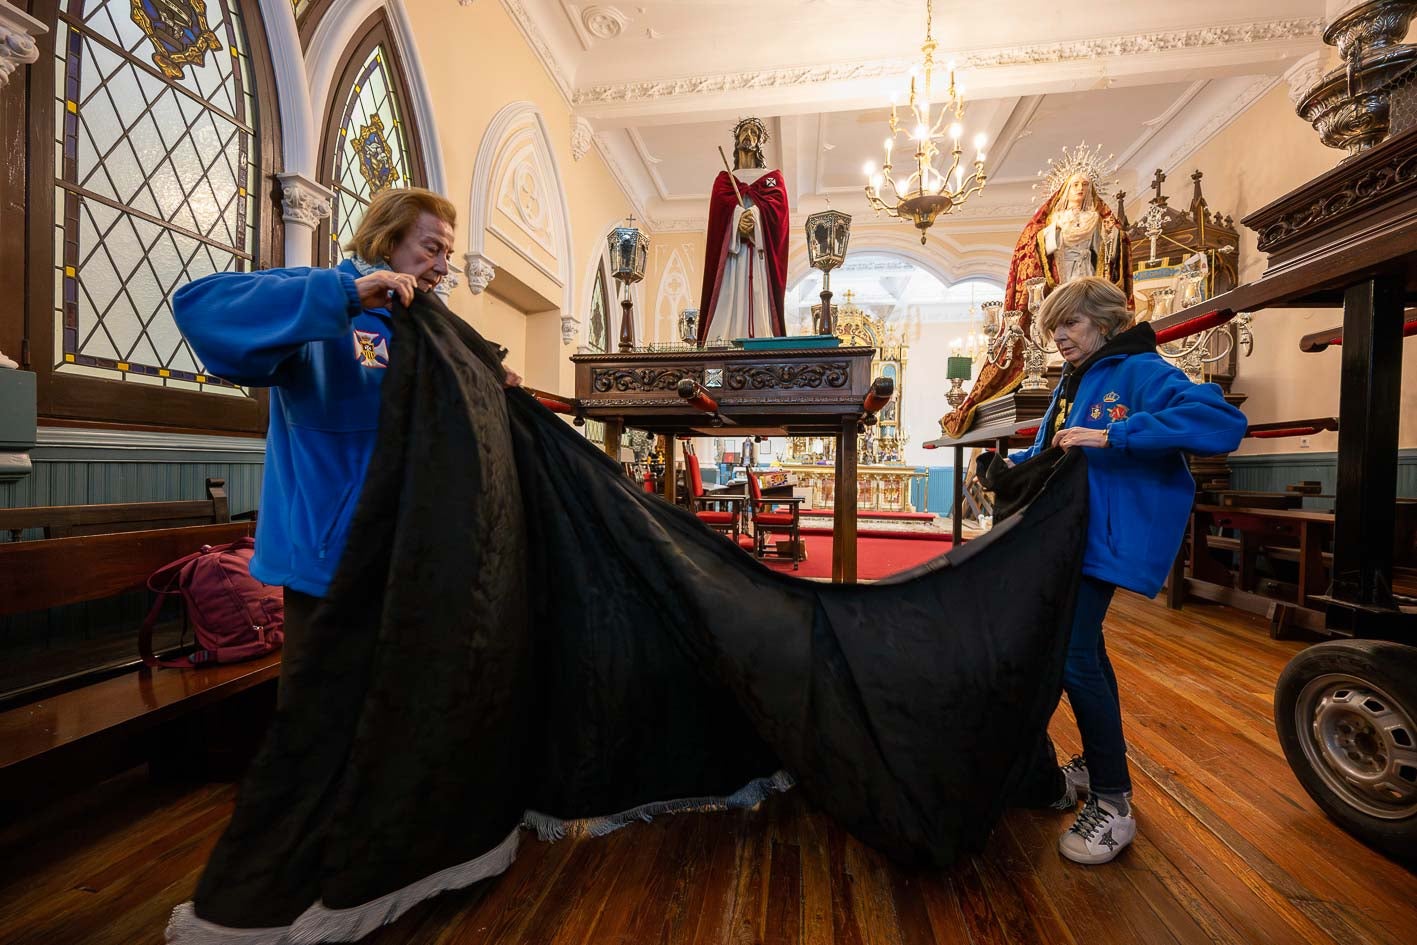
left=607, top=218, right=649, bottom=351
left=679, top=309, right=698, bottom=345
left=945, top=355, right=972, bottom=408
left=804, top=208, right=852, bottom=336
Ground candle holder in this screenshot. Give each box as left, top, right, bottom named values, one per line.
left=1019, top=277, right=1055, bottom=391
left=678, top=308, right=698, bottom=345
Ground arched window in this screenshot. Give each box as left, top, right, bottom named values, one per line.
left=318, top=12, right=423, bottom=267
left=15, top=0, right=282, bottom=432
left=588, top=261, right=610, bottom=353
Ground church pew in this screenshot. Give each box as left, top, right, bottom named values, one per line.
left=0, top=515, right=277, bottom=812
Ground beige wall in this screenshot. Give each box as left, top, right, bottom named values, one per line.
left=403, top=0, right=635, bottom=395
left=1144, top=83, right=1417, bottom=454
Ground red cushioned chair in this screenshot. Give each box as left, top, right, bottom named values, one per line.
left=684, top=448, right=742, bottom=544
left=747, top=469, right=804, bottom=569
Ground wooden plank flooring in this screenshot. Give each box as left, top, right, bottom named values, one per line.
left=2, top=593, right=1415, bottom=944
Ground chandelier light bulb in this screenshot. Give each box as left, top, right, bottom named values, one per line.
left=871, top=173, right=884, bottom=189
left=914, top=123, right=929, bottom=141
left=974, top=132, right=988, bottom=150
left=864, top=160, right=876, bottom=176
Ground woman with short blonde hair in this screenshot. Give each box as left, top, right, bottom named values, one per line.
left=1002, top=275, right=1245, bottom=866
left=1036, top=276, right=1133, bottom=340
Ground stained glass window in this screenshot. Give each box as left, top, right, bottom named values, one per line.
left=51, top=0, right=258, bottom=395
left=329, top=44, right=414, bottom=266
left=589, top=262, right=610, bottom=353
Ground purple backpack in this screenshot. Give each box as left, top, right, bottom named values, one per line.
left=139, top=537, right=285, bottom=668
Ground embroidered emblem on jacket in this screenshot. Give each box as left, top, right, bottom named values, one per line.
left=1108, top=404, right=1129, bottom=421
left=1103, top=391, right=1120, bottom=403
left=1090, top=404, right=1102, bottom=420
left=354, top=330, right=389, bottom=368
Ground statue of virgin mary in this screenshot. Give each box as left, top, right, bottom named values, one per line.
left=940, top=144, right=1132, bottom=438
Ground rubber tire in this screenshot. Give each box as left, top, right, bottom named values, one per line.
left=1274, top=639, right=1417, bottom=863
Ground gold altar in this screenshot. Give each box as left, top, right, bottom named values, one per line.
left=779, top=463, right=927, bottom=513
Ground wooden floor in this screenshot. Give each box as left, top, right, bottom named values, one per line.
left=4, top=594, right=1416, bottom=945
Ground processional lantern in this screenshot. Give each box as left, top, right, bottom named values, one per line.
left=804, top=208, right=852, bottom=336
left=607, top=217, right=649, bottom=352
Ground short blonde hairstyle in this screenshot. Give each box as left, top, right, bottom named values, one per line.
left=1038, top=277, right=1133, bottom=340
left=345, top=187, right=457, bottom=263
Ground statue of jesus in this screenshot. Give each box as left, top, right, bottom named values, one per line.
left=696, top=118, right=789, bottom=345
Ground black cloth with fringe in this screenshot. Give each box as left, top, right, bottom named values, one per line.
left=176, top=290, right=1089, bottom=942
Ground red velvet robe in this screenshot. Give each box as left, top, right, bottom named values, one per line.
left=697, top=169, right=790, bottom=344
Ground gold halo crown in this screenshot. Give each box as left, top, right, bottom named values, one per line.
left=1034, top=142, right=1118, bottom=201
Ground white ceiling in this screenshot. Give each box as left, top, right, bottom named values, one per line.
left=506, top=0, right=1328, bottom=228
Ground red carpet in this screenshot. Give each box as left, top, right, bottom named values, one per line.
left=801, top=509, right=935, bottom=522
left=750, top=532, right=953, bottom=580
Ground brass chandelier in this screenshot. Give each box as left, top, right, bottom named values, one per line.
left=863, top=0, right=987, bottom=244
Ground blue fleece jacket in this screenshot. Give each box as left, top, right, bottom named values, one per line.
left=172, top=260, right=389, bottom=598
left=1010, top=340, right=1246, bottom=597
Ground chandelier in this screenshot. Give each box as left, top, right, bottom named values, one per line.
left=863, top=0, right=987, bottom=244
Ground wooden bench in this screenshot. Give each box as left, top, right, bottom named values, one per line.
left=1175, top=499, right=1417, bottom=637
left=0, top=487, right=279, bottom=810
left=0, top=478, right=231, bottom=541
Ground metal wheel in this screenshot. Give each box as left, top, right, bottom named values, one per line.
left=1293, top=673, right=1417, bottom=820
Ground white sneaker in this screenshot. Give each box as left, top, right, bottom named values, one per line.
left=1059, top=795, right=1135, bottom=864
left=1061, top=754, right=1090, bottom=798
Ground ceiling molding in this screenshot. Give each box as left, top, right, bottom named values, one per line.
left=1157, top=75, right=1281, bottom=177
left=500, top=0, right=574, bottom=105
left=591, top=134, right=651, bottom=225
left=1114, top=80, right=1208, bottom=169
left=571, top=18, right=1322, bottom=108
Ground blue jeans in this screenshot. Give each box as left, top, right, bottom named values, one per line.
left=1063, top=577, right=1131, bottom=795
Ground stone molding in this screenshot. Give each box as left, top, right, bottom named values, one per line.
left=571, top=116, right=594, bottom=162
left=464, top=252, right=497, bottom=295
left=1284, top=50, right=1326, bottom=106
left=0, top=2, right=48, bottom=89
left=560, top=314, right=581, bottom=345
left=276, top=173, right=334, bottom=229
left=572, top=18, right=1324, bottom=105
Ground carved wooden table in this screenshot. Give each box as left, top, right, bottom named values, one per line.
left=572, top=345, right=880, bottom=582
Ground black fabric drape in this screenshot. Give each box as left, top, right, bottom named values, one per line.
left=183, top=291, right=1089, bottom=939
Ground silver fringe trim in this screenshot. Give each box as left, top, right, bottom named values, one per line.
left=521, top=769, right=796, bottom=842
left=284, top=828, right=519, bottom=943
left=164, top=770, right=794, bottom=944
left=166, top=903, right=291, bottom=944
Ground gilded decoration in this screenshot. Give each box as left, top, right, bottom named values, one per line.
left=130, top=0, right=221, bottom=80
left=351, top=113, right=402, bottom=195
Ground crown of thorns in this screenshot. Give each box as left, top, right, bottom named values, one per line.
left=733, top=117, right=770, bottom=142
left=1034, top=142, right=1118, bottom=200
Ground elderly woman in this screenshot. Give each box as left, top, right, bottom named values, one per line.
left=173, top=187, right=520, bottom=633
left=1005, top=277, right=1245, bottom=864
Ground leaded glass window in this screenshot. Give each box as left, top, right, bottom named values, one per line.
left=51, top=0, right=258, bottom=395
left=589, top=262, right=610, bottom=353
left=329, top=44, right=414, bottom=266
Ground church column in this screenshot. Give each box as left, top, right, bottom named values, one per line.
left=276, top=174, right=333, bottom=268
